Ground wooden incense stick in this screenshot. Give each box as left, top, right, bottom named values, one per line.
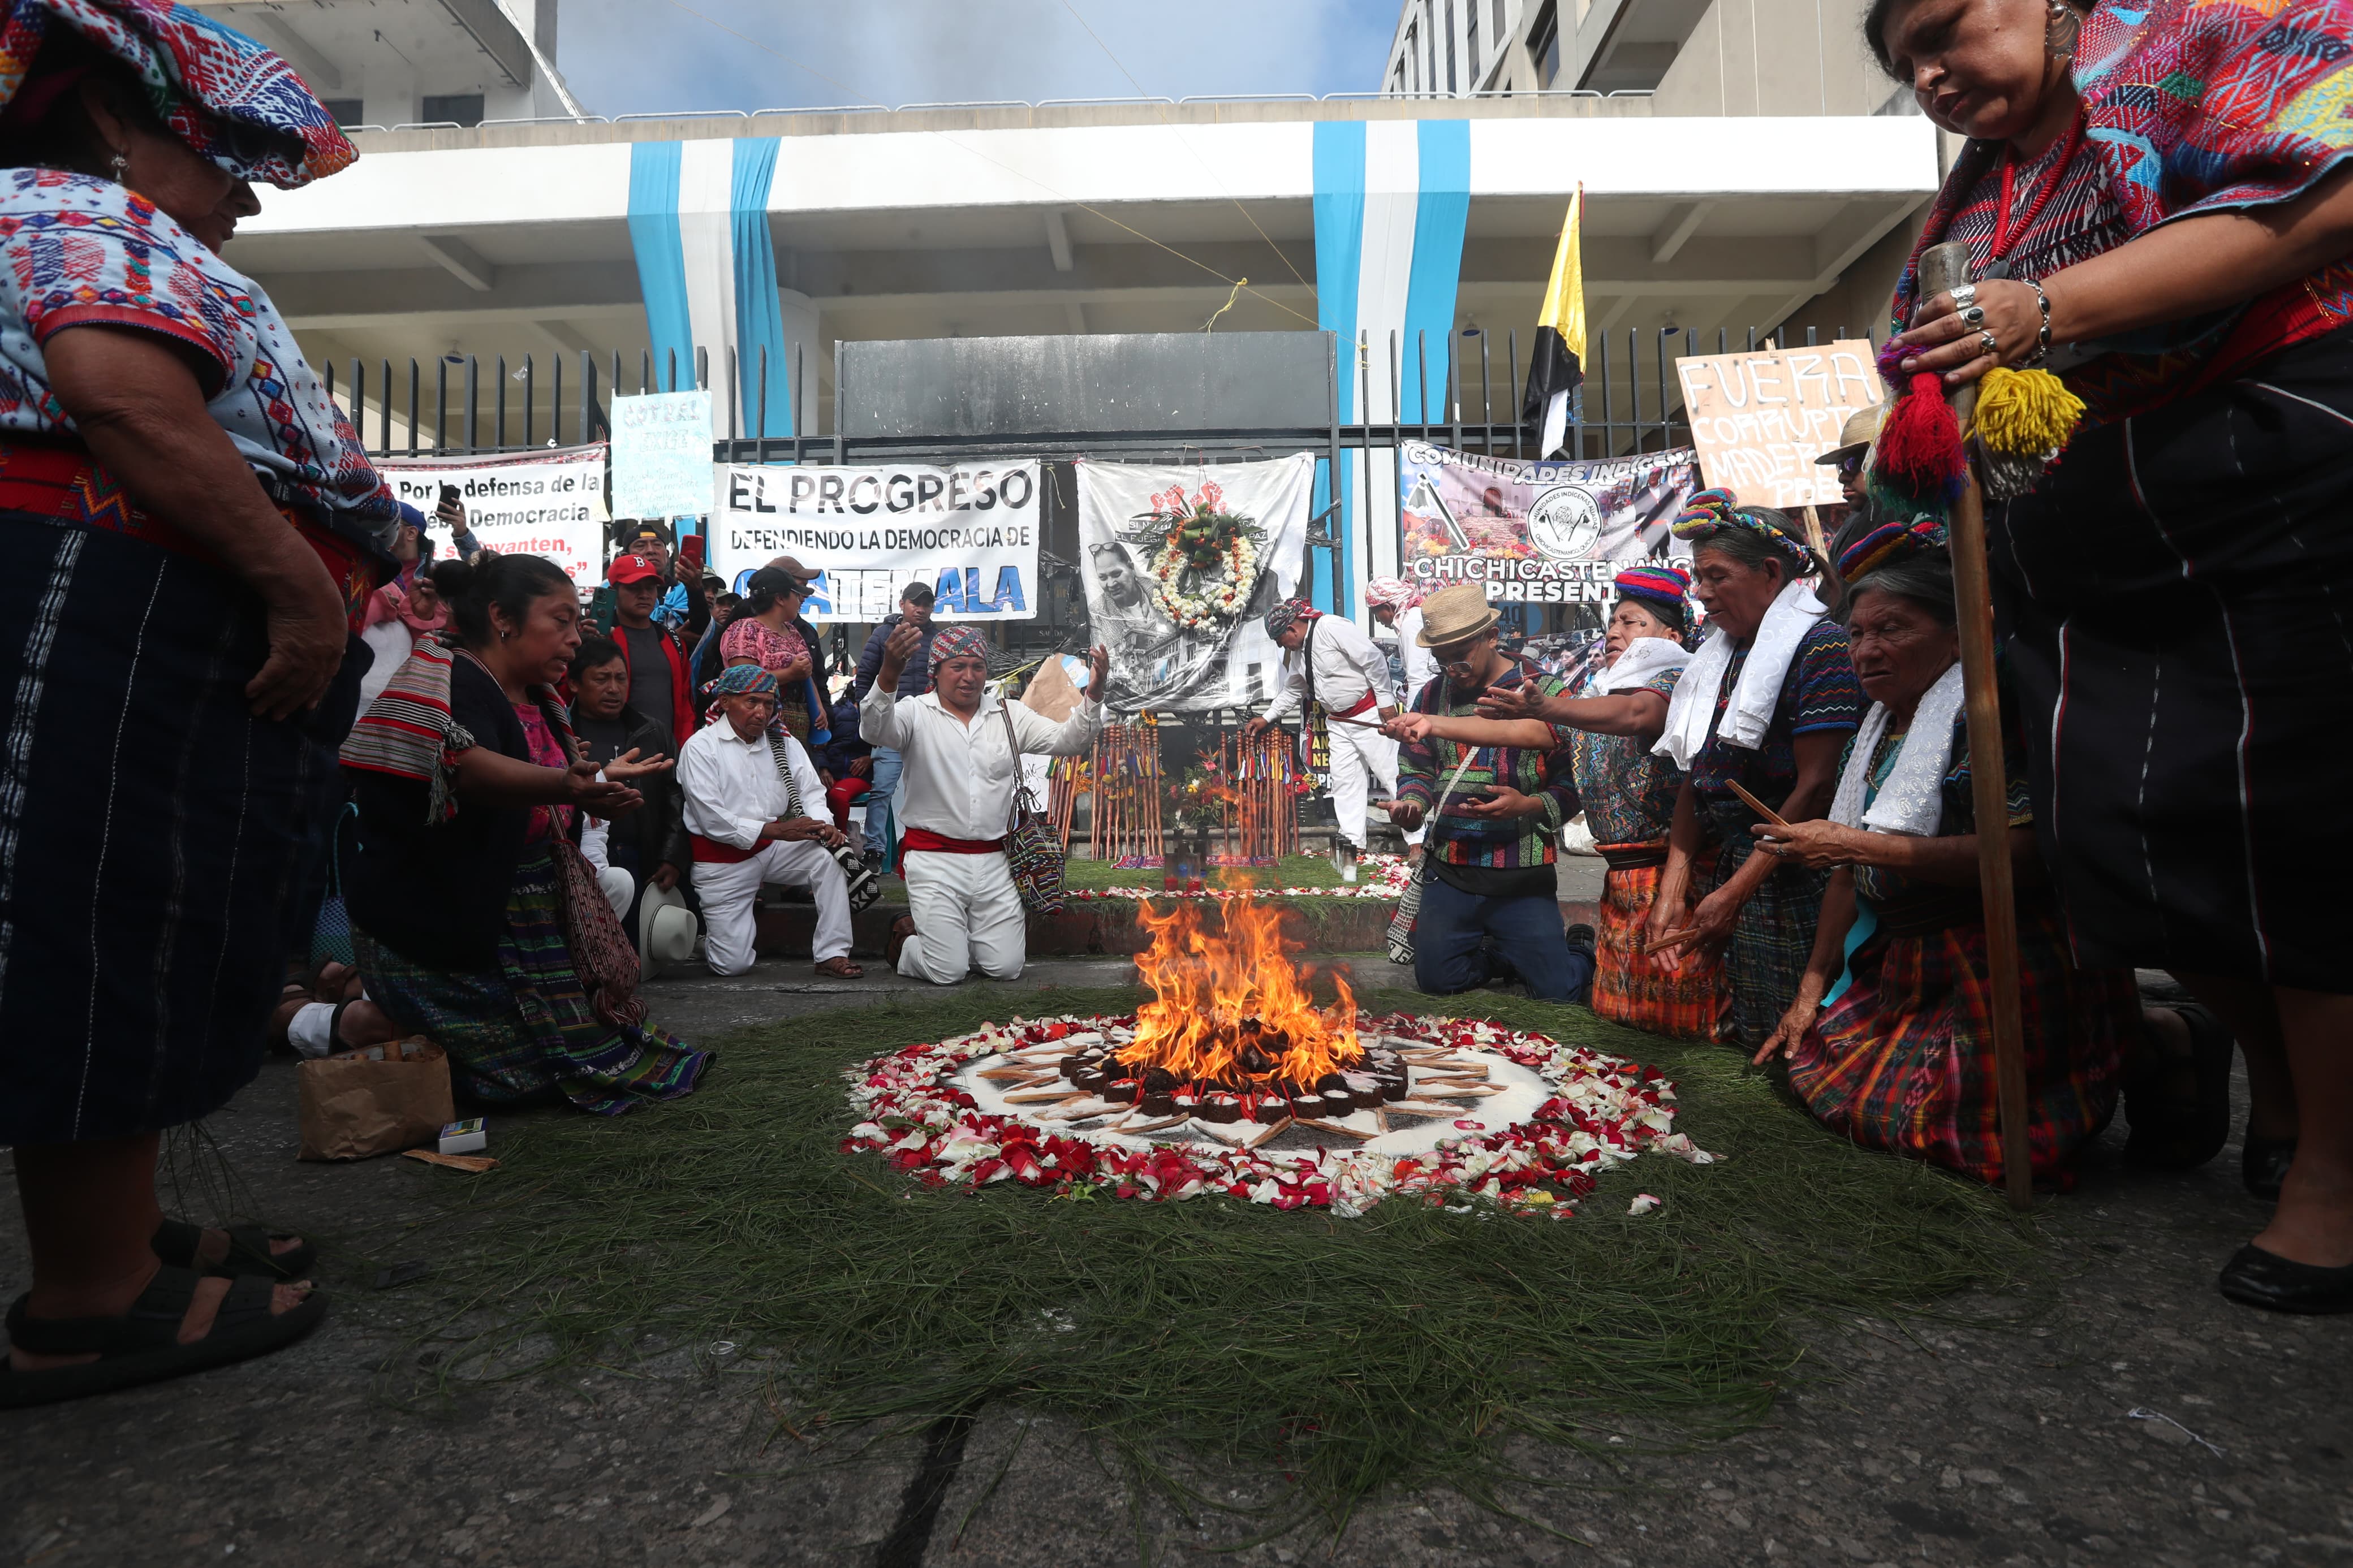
left=1726, top=779, right=1790, bottom=827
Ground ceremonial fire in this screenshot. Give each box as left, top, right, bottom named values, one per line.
left=1052, top=899, right=1408, bottom=1124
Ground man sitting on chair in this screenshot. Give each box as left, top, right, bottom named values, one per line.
left=861, top=624, right=1108, bottom=984
left=678, top=664, right=864, bottom=980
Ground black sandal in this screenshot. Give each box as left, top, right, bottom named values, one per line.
left=2123, top=1000, right=2235, bottom=1171
left=2243, top=1131, right=2298, bottom=1201
left=153, top=1218, right=315, bottom=1281
left=0, top=1265, right=328, bottom=1410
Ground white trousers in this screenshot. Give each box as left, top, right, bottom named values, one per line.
left=1327, top=720, right=1423, bottom=849
left=899, top=849, right=1027, bottom=984
left=692, top=839, right=852, bottom=977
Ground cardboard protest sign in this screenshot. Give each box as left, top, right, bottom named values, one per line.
left=1673, top=340, right=1882, bottom=508
left=610, top=390, right=714, bottom=520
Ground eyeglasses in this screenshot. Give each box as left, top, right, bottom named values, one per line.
left=1836, top=452, right=1867, bottom=480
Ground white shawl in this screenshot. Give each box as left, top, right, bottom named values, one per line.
left=1592, top=635, right=1691, bottom=695
left=1828, top=661, right=1968, bottom=837
left=1652, top=577, right=1829, bottom=771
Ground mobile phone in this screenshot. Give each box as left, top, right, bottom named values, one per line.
left=588, top=585, right=618, bottom=630
left=438, top=483, right=461, bottom=509
left=678, top=533, right=705, bottom=569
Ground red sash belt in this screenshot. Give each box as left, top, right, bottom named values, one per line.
left=691, top=833, right=760, bottom=865
left=902, top=828, right=1005, bottom=855
left=0, top=440, right=383, bottom=629
left=1327, top=690, right=1378, bottom=719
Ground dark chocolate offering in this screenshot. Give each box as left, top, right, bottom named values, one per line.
left=1104, top=1078, right=1140, bottom=1104
left=1198, top=1094, right=1242, bottom=1124
left=1320, top=1088, right=1355, bottom=1120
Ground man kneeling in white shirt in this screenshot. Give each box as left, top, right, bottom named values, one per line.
left=678, top=664, right=865, bottom=979
left=860, top=624, right=1107, bottom=984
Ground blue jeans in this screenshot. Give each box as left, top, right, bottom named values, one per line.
left=1412, top=874, right=1591, bottom=1003
left=863, top=746, right=904, bottom=858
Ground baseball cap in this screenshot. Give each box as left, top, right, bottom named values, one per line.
left=608, top=554, right=662, bottom=585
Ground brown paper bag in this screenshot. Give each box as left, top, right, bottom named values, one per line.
left=298, top=1036, right=455, bottom=1161
left=1020, top=654, right=1085, bottom=722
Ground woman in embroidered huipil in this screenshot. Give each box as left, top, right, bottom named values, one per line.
left=1872, top=0, right=2353, bottom=1309
left=0, top=2, right=395, bottom=1403
left=1748, top=521, right=2143, bottom=1188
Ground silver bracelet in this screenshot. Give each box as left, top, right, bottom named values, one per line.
left=2020, top=279, right=2054, bottom=366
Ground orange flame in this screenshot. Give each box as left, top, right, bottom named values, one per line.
left=1117, top=897, right=1361, bottom=1088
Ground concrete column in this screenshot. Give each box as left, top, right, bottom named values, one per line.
left=779, top=288, right=821, bottom=435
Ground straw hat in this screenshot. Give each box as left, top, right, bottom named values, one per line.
left=638, top=879, right=700, bottom=979
left=1413, top=582, right=1502, bottom=648
left=1815, top=404, right=1885, bottom=468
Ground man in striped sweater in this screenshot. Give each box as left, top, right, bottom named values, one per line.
left=1386, top=584, right=1591, bottom=1003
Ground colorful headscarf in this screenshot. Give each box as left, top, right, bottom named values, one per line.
left=710, top=663, right=780, bottom=701
left=1669, top=487, right=1815, bottom=569
left=1837, top=516, right=1948, bottom=586
left=1264, top=598, right=1320, bottom=637
left=0, top=0, right=356, bottom=189
left=1611, top=564, right=1690, bottom=625
left=927, top=624, right=990, bottom=671
left=1363, top=576, right=1414, bottom=610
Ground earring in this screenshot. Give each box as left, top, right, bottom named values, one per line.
left=107, top=149, right=127, bottom=182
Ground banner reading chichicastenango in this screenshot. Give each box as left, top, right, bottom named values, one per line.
left=378, top=443, right=610, bottom=586
left=1075, top=453, right=1314, bottom=715
left=1395, top=442, right=1699, bottom=609
left=710, top=462, right=1041, bottom=623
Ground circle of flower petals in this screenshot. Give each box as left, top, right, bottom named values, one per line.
left=844, top=1012, right=1715, bottom=1216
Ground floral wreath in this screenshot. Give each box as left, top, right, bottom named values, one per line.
left=844, top=1012, right=1713, bottom=1215
left=1126, top=480, right=1268, bottom=632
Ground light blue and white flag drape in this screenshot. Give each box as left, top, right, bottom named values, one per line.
left=1311, top=119, right=1469, bottom=619
left=627, top=139, right=794, bottom=437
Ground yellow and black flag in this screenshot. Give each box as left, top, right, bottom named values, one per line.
left=1522, top=186, right=1587, bottom=460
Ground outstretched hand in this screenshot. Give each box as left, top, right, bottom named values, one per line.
left=561, top=757, right=644, bottom=816
left=876, top=620, right=924, bottom=688
left=601, top=746, right=675, bottom=785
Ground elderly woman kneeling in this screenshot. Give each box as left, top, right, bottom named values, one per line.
left=1751, top=521, right=2140, bottom=1186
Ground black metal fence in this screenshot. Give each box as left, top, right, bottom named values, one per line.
left=317, top=323, right=1884, bottom=468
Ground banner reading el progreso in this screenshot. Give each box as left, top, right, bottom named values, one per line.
left=709, top=461, right=1041, bottom=623
left=1395, top=442, right=1699, bottom=609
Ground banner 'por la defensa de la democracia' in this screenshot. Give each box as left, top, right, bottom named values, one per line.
left=710, top=461, right=1041, bottom=623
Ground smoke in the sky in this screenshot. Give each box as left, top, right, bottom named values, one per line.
left=559, top=0, right=1396, bottom=116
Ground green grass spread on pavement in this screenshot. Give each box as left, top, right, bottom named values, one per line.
left=403, top=988, right=2040, bottom=1532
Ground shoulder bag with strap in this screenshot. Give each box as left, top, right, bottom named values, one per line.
left=766, top=733, right=883, bottom=912
left=996, top=698, right=1068, bottom=914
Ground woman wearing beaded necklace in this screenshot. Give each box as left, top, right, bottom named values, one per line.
left=1873, top=0, right=2353, bottom=1311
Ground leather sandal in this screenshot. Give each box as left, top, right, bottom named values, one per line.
left=153, top=1218, right=315, bottom=1281
left=0, top=1265, right=329, bottom=1409
left=885, top=915, right=916, bottom=970
left=813, top=955, right=865, bottom=979
left=2218, top=1243, right=2353, bottom=1315
left=2243, top=1132, right=2298, bottom=1202
left=2123, top=1000, right=2234, bottom=1171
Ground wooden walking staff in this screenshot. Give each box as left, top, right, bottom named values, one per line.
left=1920, top=240, right=2035, bottom=1212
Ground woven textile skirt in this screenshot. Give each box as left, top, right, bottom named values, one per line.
left=1590, top=846, right=1732, bottom=1043
left=355, top=847, right=709, bottom=1115
left=1707, top=809, right=1831, bottom=1050
left=1991, top=327, right=2353, bottom=991
left=1785, top=897, right=2137, bottom=1186
left=0, top=514, right=331, bottom=1144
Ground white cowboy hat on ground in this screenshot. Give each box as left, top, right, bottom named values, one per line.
left=638, top=879, right=700, bottom=980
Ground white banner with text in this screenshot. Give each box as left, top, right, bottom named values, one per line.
left=378, top=444, right=610, bottom=587
left=709, top=461, right=1041, bottom=623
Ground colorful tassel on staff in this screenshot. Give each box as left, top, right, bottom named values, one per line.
left=1972, top=366, right=2084, bottom=458
left=1869, top=367, right=1969, bottom=516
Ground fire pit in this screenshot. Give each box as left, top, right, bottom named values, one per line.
left=844, top=900, right=1714, bottom=1213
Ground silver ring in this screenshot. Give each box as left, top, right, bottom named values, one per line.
left=1978, top=329, right=2000, bottom=357
left=1951, top=283, right=1977, bottom=307
left=1960, top=304, right=1986, bottom=326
